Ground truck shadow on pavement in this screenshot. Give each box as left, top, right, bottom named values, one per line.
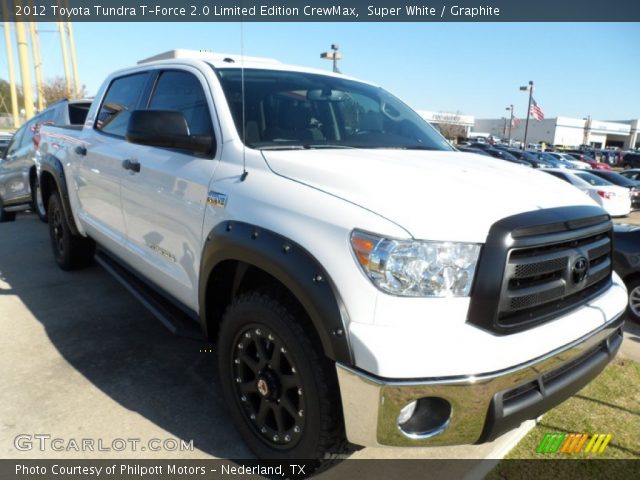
left=0, top=214, right=252, bottom=459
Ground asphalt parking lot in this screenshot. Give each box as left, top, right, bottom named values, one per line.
left=1, top=211, right=639, bottom=472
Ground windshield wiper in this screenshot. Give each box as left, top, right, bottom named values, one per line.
left=301, top=144, right=359, bottom=149
left=258, top=144, right=359, bottom=151
left=398, top=145, right=439, bottom=151
left=256, top=145, right=306, bottom=151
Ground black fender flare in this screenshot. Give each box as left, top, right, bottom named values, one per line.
left=199, top=221, right=353, bottom=365
left=39, top=153, right=80, bottom=235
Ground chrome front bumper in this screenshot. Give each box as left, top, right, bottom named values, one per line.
left=336, top=315, right=624, bottom=447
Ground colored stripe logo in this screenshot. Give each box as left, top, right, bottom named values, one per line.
left=536, top=433, right=612, bottom=454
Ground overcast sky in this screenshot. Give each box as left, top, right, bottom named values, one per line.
left=1, top=22, right=638, bottom=120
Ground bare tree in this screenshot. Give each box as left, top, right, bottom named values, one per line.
left=41, top=77, right=88, bottom=106
left=432, top=111, right=467, bottom=141
left=0, top=79, right=24, bottom=114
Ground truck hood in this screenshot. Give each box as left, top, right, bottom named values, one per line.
left=261, top=149, right=598, bottom=243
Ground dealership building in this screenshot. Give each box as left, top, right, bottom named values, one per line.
left=418, top=110, right=475, bottom=137
left=473, top=117, right=640, bottom=149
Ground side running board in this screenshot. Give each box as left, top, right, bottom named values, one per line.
left=95, top=250, right=204, bottom=340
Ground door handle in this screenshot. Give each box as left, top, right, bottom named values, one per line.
left=75, top=145, right=87, bottom=156
left=122, top=159, right=141, bottom=173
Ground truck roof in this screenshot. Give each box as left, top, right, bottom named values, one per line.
left=138, top=49, right=282, bottom=66
left=136, top=49, right=373, bottom=86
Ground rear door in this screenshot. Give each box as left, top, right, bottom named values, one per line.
left=0, top=120, right=36, bottom=204
left=119, top=67, right=220, bottom=308
left=75, top=72, right=148, bottom=246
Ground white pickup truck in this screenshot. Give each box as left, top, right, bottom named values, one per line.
left=37, top=50, right=627, bottom=464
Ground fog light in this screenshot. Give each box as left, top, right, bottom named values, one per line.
left=397, top=397, right=452, bottom=439
left=397, top=400, right=417, bottom=425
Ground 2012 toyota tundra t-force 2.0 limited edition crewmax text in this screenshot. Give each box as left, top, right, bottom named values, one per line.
left=37, top=50, right=627, bottom=466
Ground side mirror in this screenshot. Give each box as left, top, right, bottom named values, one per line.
left=126, top=110, right=214, bottom=154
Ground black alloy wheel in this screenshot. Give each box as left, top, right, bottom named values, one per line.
left=231, top=324, right=306, bottom=448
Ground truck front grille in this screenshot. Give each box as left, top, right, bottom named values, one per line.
left=498, top=230, right=612, bottom=329
left=467, top=206, right=613, bottom=334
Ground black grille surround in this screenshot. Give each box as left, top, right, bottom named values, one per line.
left=467, top=206, right=613, bottom=334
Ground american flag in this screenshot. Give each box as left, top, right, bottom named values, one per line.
left=512, top=117, right=521, bottom=127
left=530, top=98, right=544, bottom=121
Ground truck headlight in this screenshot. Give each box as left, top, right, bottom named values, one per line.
left=351, top=230, right=481, bottom=297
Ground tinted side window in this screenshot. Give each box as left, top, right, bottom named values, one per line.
left=68, top=103, right=91, bottom=125
left=20, top=118, right=39, bottom=148
left=95, top=73, right=147, bottom=137
left=546, top=171, right=571, bottom=184
left=6, top=126, right=26, bottom=155
left=148, top=71, right=213, bottom=136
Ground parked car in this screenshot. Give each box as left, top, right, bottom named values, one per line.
left=613, top=224, right=640, bottom=323
left=543, top=169, right=631, bottom=217
left=533, top=152, right=574, bottom=169
left=36, top=49, right=626, bottom=467
left=0, top=132, right=12, bottom=157
left=0, top=99, right=91, bottom=222
left=456, top=146, right=492, bottom=156
left=588, top=170, right=640, bottom=209
left=622, top=152, right=640, bottom=170
left=547, top=152, right=592, bottom=169
left=484, top=147, right=532, bottom=166
left=505, top=149, right=553, bottom=168
left=619, top=168, right=640, bottom=182
left=565, top=151, right=612, bottom=170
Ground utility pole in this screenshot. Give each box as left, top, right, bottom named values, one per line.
left=55, top=0, right=73, bottom=96
left=505, top=104, right=514, bottom=144
left=64, top=0, right=80, bottom=97
left=1, top=0, right=20, bottom=127
left=66, top=21, right=80, bottom=97
left=57, top=21, right=72, bottom=95
left=520, top=81, right=534, bottom=150
left=14, top=22, right=35, bottom=120
left=28, top=21, right=45, bottom=111
left=320, top=44, right=342, bottom=73
left=583, top=115, right=591, bottom=146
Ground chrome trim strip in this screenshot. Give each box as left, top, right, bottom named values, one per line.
left=336, top=314, right=623, bottom=447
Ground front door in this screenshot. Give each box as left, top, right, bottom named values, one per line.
left=119, top=68, right=220, bottom=308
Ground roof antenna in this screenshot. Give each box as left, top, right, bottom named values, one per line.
left=240, top=17, right=248, bottom=182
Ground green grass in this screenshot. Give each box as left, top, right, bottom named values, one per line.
left=487, top=358, right=640, bottom=478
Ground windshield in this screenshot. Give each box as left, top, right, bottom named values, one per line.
left=215, top=68, right=453, bottom=151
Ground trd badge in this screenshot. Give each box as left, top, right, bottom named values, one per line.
left=207, top=191, right=228, bottom=208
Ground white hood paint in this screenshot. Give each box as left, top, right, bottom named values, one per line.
left=262, top=150, right=599, bottom=243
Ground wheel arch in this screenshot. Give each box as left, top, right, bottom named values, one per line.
left=200, top=222, right=353, bottom=365
left=39, top=154, right=80, bottom=235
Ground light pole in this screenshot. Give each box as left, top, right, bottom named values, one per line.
left=520, top=81, right=534, bottom=150
left=583, top=115, right=591, bottom=147
left=320, top=44, right=342, bottom=73
left=505, top=104, right=514, bottom=144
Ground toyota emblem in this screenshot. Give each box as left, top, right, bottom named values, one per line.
left=572, top=257, right=589, bottom=284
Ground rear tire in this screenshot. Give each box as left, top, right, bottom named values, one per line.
left=217, top=290, right=352, bottom=469
left=48, top=191, right=95, bottom=270
left=0, top=199, right=16, bottom=223
left=31, top=176, right=48, bottom=223
left=626, top=277, right=640, bottom=324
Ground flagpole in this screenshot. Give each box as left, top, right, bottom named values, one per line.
left=522, top=80, right=533, bottom=150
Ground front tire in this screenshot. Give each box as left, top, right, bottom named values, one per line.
left=48, top=192, right=95, bottom=270
left=217, top=290, right=351, bottom=466
left=31, top=176, right=48, bottom=223
left=626, top=278, right=640, bottom=323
